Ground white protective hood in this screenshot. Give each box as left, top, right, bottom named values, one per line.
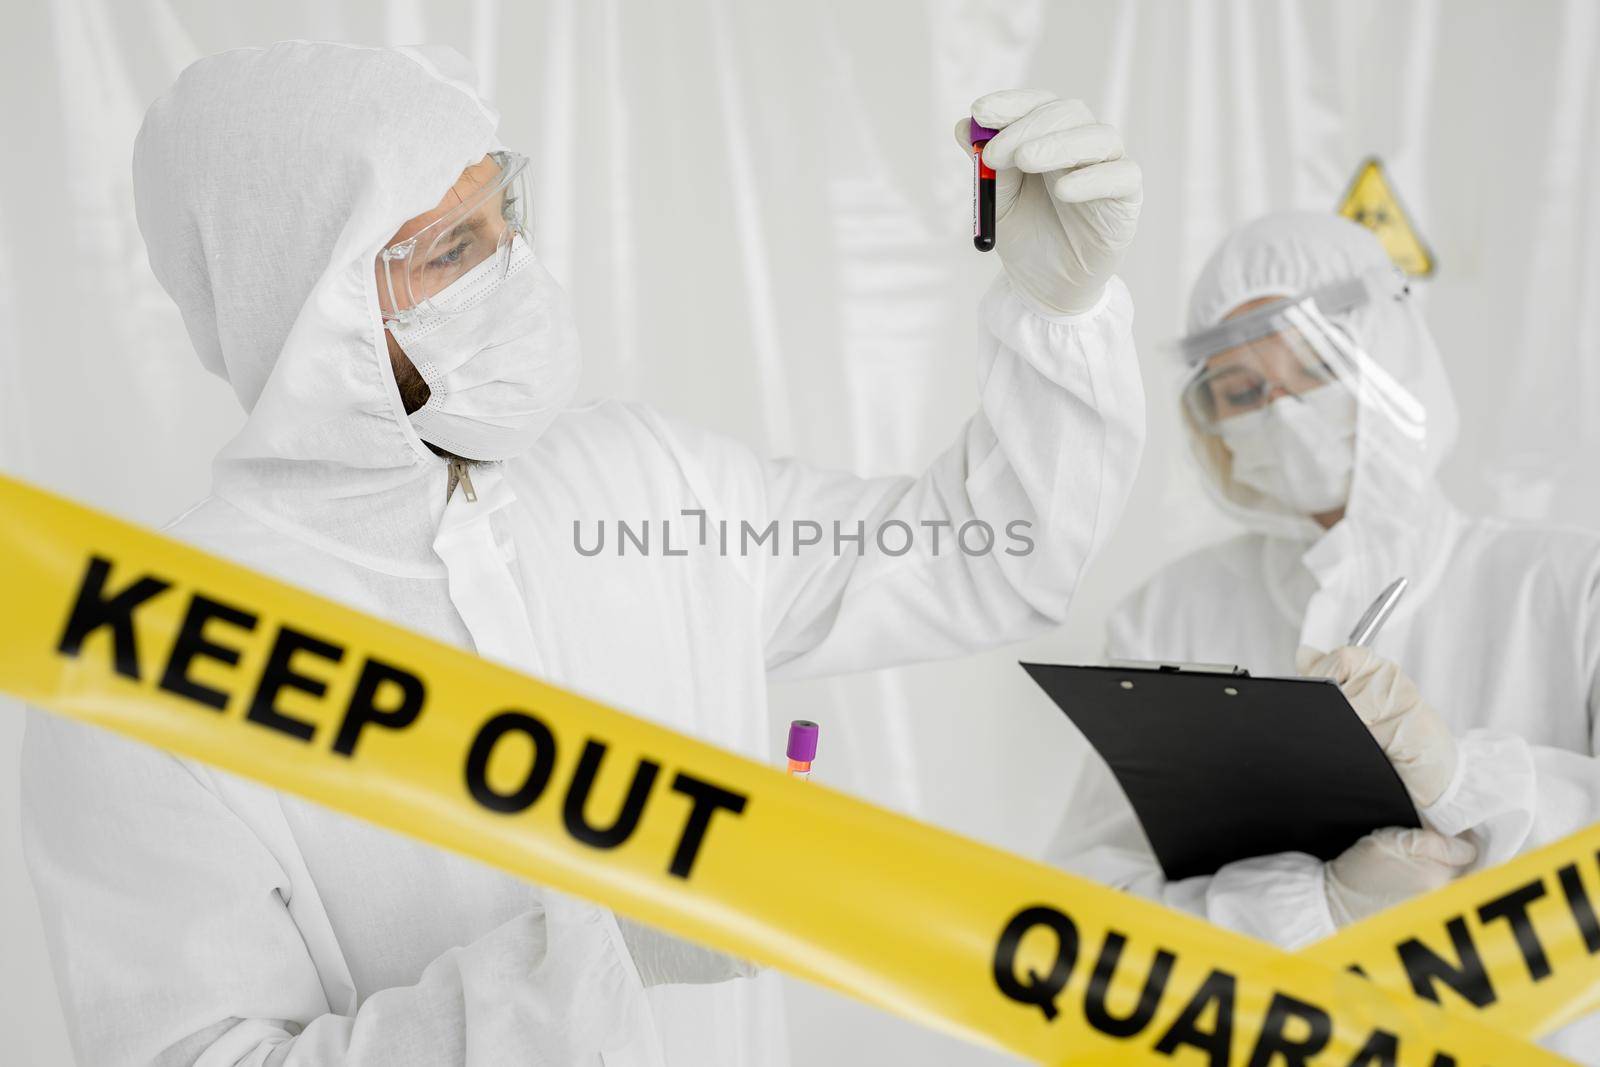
left=1180, top=212, right=1463, bottom=641
left=133, top=41, right=505, bottom=576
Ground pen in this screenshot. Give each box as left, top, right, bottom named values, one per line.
left=1347, top=577, right=1408, bottom=648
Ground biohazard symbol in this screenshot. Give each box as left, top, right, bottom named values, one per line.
left=1338, top=157, right=1435, bottom=277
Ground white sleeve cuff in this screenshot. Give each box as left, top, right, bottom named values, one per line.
left=1206, top=852, right=1337, bottom=950
left=1420, top=729, right=1537, bottom=859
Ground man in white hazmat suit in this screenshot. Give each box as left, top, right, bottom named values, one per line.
left=21, top=42, right=1146, bottom=1067
left=1046, top=211, right=1600, bottom=1061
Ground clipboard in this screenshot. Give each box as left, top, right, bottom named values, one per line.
left=1022, top=661, right=1420, bottom=881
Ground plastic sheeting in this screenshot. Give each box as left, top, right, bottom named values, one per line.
left=2, top=2, right=1599, bottom=1064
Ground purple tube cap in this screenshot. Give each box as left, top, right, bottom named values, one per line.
left=969, top=118, right=1000, bottom=143
left=786, top=719, right=819, bottom=762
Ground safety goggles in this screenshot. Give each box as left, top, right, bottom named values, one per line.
left=378, top=151, right=531, bottom=327
left=1178, top=269, right=1423, bottom=438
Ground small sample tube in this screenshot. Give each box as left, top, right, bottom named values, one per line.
left=970, top=119, right=999, bottom=252
left=786, top=719, right=819, bottom=779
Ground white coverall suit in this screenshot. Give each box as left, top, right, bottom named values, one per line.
left=21, top=43, right=1145, bottom=1067
left=1046, top=212, right=1600, bottom=1062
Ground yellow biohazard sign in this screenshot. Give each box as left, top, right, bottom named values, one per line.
left=1338, top=157, right=1435, bottom=277
left=4, top=471, right=1599, bottom=1064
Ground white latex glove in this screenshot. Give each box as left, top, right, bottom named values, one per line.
left=953, top=89, right=1142, bottom=315
left=616, top=915, right=760, bottom=988
left=1297, top=645, right=1461, bottom=807
left=1323, top=827, right=1477, bottom=926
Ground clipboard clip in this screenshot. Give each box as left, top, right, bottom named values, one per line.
left=1106, top=658, right=1251, bottom=677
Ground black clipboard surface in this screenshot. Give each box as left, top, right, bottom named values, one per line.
left=1023, top=662, right=1420, bottom=881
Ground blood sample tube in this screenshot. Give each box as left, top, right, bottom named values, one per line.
left=786, top=719, right=819, bottom=779
left=970, top=119, right=999, bottom=252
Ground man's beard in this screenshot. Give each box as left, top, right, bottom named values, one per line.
left=392, top=354, right=432, bottom=416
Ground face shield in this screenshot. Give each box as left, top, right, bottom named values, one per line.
left=1179, top=269, right=1424, bottom=440
left=378, top=150, right=531, bottom=328
left=1175, top=267, right=1429, bottom=522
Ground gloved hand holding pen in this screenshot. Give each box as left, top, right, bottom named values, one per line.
left=954, top=89, right=1143, bottom=315
left=1297, top=644, right=1461, bottom=808
left=1299, top=644, right=1474, bottom=926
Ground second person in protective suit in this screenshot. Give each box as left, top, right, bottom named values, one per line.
left=1047, top=211, right=1600, bottom=1063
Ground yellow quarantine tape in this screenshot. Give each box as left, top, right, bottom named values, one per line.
left=0, top=471, right=1585, bottom=1065
left=1304, top=822, right=1600, bottom=1043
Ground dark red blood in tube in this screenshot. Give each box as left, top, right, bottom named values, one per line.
left=970, top=119, right=999, bottom=252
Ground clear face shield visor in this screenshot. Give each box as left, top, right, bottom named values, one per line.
left=378, top=150, right=532, bottom=328
left=1177, top=269, right=1425, bottom=442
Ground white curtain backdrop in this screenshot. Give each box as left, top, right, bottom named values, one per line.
left=3, top=2, right=1597, bottom=1063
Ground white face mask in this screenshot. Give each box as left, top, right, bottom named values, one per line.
left=387, top=236, right=581, bottom=461
left=1217, top=385, right=1358, bottom=516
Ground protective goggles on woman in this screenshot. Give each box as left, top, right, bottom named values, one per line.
left=378, top=150, right=531, bottom=327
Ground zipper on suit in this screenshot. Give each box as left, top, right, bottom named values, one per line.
left=446, top=456, right=477, bottom=503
